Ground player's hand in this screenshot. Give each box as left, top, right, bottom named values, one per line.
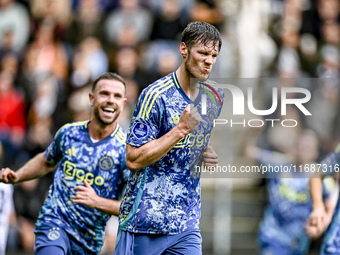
left=73, top=179, right=99, bottom=209
left=308, top=209, right=334, bottom=238
left=305, top=223, right=320, bottom=239
left=202, top=145, right=218, bottom=171
left=0, top=168, right=17, bottom=184
left=306, top=206, right=327, bottom=238
left=178, top=104, right=201, bottom=136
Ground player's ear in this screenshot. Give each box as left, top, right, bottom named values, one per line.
left=89, top=92, right=94, bottom=107
left=180, top=42, right=188, bottom=58
left=121, top=97, right=127, bottom=109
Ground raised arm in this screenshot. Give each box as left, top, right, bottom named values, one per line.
left=126, top=105, right=200, bottom=173
left=0, top=152, right=55, bottom=184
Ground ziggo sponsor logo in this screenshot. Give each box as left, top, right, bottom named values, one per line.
left=63, top=161, right=104, bottom=186
left=174, top=133, right=211, bottom=148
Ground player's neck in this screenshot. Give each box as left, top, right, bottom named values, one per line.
left=175, top=67, right=199, bottom=100
left=88, top=120, right=117, bottom=140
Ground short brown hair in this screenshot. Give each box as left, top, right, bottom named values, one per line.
left=91, top=72, right=126, bottom=93
left=181, top=21, right=222, bottom=52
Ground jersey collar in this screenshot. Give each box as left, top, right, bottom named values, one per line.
left=86, top=121, right=120, bottom=146
left=171, top=72, right=202, bottom=106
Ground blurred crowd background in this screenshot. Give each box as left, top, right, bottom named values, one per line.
left=0, top=0, right=339, bottom=254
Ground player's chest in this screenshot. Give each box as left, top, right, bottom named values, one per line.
left=271, top=179, right=310, bottom=204
left=62, top=143, right=121, bottom=180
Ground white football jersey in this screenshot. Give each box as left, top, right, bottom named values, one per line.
left=0, top=183, right=14, bottom=255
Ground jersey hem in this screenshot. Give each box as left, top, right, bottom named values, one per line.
left=124, top=226, right=200, bottom=235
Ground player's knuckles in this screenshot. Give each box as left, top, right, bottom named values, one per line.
left=1, top=169, right=9, bottom=175
left=192, top=115, right=200, bottom=123
left=204, top=153, right=218, bottom=159
left=4, top=174, right=10, bottom=181
left=204, top=156, right=214, bottom=161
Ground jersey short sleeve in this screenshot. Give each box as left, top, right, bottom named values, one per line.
left=321, top=143, right=340, bottom=176
left=126, top=85, right=163, bottom=148
left=45, top=124, right=69, bottom=165
left=322, top=177, right=335, bottom=201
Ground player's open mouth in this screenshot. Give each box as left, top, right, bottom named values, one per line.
left=103, top=107, right=115, bottom=115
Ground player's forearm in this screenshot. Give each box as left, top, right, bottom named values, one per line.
left=126, top=125, right=187, bottom=172
left=15, top=152, right=55, bottom=183
left=310, top=176, right=325, bottom=210
left=325, top=198, right=336, bottom=221
left=94, top=197, right=121, bottom=216
left=324, top=182, right=338, bottom=219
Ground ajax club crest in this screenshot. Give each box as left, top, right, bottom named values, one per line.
left=48, top=227, right=61, bottom=240
left=99, top=156, right=114, bottom=171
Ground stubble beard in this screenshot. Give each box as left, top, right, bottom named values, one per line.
left=184, top=55, right=209, bottom=82
left=94, top=107, right=117, bottom=126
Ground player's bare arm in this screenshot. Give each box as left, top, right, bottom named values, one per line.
left=0, top=152, right=55, bottom=184
left=127, top=104, right=201, bottom=172
left=307, top=173, right=338, bottom=239
left=73, top=179, right=121, bottom=216
left=308, top=173, right=327, bottom=236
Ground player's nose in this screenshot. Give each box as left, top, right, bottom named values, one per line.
left=107, top=93, right=115, bottom=103
left=205, top=55, right=214, bottom=65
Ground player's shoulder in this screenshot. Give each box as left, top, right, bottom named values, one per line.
left=112, top=124, right=127, bottom=145
left=141, top=73, right=175, bottom=96
left=55, top=121, right=89, bottom=138
left=136, top=73, right=176, bottom=119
